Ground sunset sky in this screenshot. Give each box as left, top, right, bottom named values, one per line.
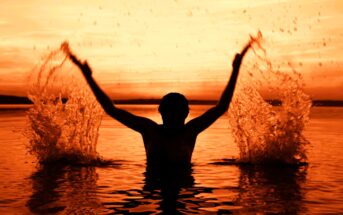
left=0, top=0, right=342, bottom=100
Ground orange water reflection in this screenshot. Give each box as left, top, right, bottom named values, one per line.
left=1, top=106, right=343, bottom=213
left=25, top=162, right=308, bottom=214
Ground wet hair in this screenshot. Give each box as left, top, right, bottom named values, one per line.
left=158, top=92, right=189, bottom=120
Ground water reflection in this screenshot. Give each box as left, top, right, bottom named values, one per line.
left=26, top=163, right=307, bottom=214
left=27, top=164, right=106, bottom=214
left=144, top=167, right=194, bottom=213
left=105, top=167, right=236, bottom=214
left=236, top=165, right=307, bottom=214
left=104, top=168, right=198, bottom=214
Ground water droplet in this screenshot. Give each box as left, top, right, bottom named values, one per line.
left=187, top=10, right=193, bottom=17
left=293, top=17, right=298, bottom=24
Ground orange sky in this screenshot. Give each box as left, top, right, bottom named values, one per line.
left=0, top=0, right=342, bottom=100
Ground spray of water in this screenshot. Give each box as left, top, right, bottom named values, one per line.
left=228, top=32, right=311, bottom=165
left=26, top=44, right=105, bottom=165
left=25, top=35, right=310, bottom=166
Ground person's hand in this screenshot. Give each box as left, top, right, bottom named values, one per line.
left=68, top=52, right=83, bottom=68
left=232, top=42, right=251, bottom=70
left=70, top=55, right=92, bottom=78
left=81, top=61, right=92, bottom=78
left=69, top=53, right=92, bottom=78
left=232, top=53, right=242, bottom=69
left=61, top=42, right=92, bottom=77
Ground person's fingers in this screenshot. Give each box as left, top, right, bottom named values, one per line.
left=84, top=61, right=91, bottom=70
left=69, top=54, right=84, bottom=68
left=69, top=54, right=79, bottom=64
left=69, top=53, right=76, bottom=61
left=69, top=54, right=76, bottom=62
left=241, top=46, right=249, bottom=57
left=240, top=41, right=252, bottom=57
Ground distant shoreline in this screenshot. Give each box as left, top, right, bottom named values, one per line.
left=0, top=95, right=343, bottom=107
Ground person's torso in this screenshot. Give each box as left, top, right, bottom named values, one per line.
left=142, top=125, right=197, bottom=166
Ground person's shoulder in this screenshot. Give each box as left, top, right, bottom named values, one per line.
left=141, top=122, right=160, bottom=136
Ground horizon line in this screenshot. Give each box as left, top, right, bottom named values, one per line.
left=0, top=95, right=343, bottom=107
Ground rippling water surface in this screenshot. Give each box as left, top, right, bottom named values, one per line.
left=0, top=105, right=342, bottom=214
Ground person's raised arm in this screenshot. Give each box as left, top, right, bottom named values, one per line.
left=63, top=45, right=157, bottom=133
left=186, top=43, right=251, bottom=134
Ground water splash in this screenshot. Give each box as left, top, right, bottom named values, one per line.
left=26, top=43, right=105, bottom=165
left=228, top=32, right=311, bottom=165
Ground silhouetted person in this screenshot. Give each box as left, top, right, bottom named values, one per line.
left=65, top=42, right=251, bottom=171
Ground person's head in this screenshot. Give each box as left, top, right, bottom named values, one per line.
left=158, top=92, right=189, bottom=127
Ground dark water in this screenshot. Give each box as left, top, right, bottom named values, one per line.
left=0, top=105, right=342, bottom=214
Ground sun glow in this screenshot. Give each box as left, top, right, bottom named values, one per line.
left=0, top=0, right=342, bottom=99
